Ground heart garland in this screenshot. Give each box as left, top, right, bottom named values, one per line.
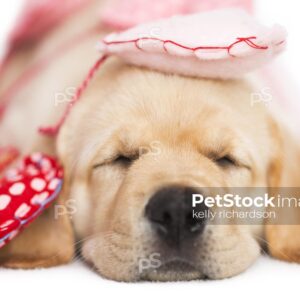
left=0, top=153, right=63, bottom=249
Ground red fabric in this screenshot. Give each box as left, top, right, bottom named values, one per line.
left=0, top=153, right=63, bottom=248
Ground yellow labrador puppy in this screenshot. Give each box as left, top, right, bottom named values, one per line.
left=0, top=0, right=299, bottom=281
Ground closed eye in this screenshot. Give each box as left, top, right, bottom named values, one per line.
left=93, top=154, right=138, bottom=169
left=114, top=155, right=136, bottom=165
left=215, top=155, right=236, bottom=168
left=215, top=154, right=251, bottom=171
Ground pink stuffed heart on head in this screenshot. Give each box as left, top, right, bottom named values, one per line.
left=40, top=8, right=287, bottom=136
left=99, top=9, right=287, bottom=79
left=0, top=153, right=63, bottom=249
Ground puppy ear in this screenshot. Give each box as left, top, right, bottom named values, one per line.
left=0, top=182, right=74, bottom=268
left=265, top=118, right=300, bottom=263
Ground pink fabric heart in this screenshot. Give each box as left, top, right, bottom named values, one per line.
left=99, top=9, right=286, bottom=79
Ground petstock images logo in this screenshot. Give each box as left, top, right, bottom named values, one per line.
left=190, top=187, right=300, bottom=225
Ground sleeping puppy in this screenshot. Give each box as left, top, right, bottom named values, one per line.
left=0, top=0, right=300, bottom=281
left=57, top=59, right=300, bottom=281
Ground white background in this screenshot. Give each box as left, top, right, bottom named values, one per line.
left=0, top=1, right=299, bottom=299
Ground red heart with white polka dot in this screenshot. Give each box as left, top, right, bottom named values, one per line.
left=0, top=153, right=63, bottom=248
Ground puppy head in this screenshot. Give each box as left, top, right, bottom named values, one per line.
left=57, top=59, right=281, bottom=281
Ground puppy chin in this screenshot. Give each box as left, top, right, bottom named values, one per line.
left=81, top=237, right=139, bottom=282
left=142, top=260, right=205, bottom=281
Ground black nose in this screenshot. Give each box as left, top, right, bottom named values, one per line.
left=145, top=186, right=208, bottom=247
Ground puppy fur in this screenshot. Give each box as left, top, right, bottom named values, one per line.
left=0, top=0, right=300, bottom=281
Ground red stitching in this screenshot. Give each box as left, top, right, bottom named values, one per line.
left=103, top=36, right=271, bottom=58
left=39, top=55, right=108, bottom=136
